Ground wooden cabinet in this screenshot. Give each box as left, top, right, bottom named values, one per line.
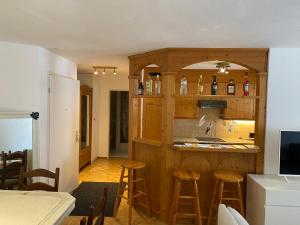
left=223, top=98, right=255, bottom=120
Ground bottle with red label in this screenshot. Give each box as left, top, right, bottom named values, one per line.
left=243, top=73, right=250, bottom=96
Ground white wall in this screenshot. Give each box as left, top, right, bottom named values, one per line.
left=265, top=48, right=300, bottom=174
left=0, top=41, right=78, bottom=190
left=77, top=74, right=129, bottom=159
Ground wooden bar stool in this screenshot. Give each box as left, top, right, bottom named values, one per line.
left=207, top=171, right=244, bottom=225
left=169, top=169, right=202, bottom=225
left=113, top=160, right=151, bottom=225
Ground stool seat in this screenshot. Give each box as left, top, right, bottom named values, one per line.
left=214, top=171, right=243, bottom=183
left=173, top=169, right=200, bottom=181
left=122, top=160, right=146, bottom=169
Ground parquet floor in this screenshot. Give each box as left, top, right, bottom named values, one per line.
left=63, top=158, right=167, bottom=225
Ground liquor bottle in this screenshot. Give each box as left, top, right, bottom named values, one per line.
left=211, top=74, right=218, bottom=95
left=243, top=73, right=250, bottom=96
left=180, top=74, right=188, bottom=96
left=227, top=79, right=235, bottom=95
left=197, top=74, right=204, bottom=95
left=145, top=75, right=153, bottom=95
left=153, top=74, right=161, bottom=95
left=137, top=80, right=144, bottom=95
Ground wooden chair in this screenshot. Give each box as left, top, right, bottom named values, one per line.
left=19, top=167, right=60, bottom=192
left=81, top=187, right=108, bottom=225
left=0, top=150, right=27, bottom=189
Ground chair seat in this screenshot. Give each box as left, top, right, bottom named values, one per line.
left=214, top=171, right=243, bottom=182
left=173, top=169, right=200, bottom=181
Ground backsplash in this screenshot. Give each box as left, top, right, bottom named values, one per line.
left=173, top=118, right=255, bottom=140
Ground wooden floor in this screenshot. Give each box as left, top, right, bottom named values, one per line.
left=63, top=158, right=167, bottom=225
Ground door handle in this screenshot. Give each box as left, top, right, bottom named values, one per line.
left=75, top=130, right=80, bottom=143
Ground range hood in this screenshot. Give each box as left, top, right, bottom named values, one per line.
left=197, top=100, right=227, bottom=109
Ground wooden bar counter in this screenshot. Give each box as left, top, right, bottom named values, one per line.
left=128, top=48, right=269, bottom=223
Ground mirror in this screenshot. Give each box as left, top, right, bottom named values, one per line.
left=81, top=95, right=90, bottom=149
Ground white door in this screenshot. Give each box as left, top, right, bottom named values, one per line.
left=49, top=75, right=80, bottom=192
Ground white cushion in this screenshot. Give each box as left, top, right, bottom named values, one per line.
left=227, top=207, right=249, bottom=225
left=218, top=204, right=238, bottom=225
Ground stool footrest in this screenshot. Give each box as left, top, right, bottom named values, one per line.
left=133, top=191, right=146, bottom=199
left=133, top=178, right=144, bottom=183
left=175, top=213, right=197, bottom=218
left=221, top=197, right=240, bottom=201
left=178, top=196, right=196, bottom=199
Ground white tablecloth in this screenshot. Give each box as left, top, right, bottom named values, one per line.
left=0, top=190, right=75, bottom=225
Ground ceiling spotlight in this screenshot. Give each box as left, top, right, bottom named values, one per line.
left=216, top=62, right=230, bottom=74
left=113, top=68, right=117, bottom=75
left=102, top=68, right=106, bottom=75
left=93, top=68, right=98, bottom=75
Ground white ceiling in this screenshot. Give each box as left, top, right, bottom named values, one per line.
left=0, top=0, right=300, bottom=74
left=183, top=61, right=248, bottom=70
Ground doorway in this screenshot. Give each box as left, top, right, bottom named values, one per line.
left=79, top=85, right=93, bottom=170
left=109, top=91, right=128, bottom=158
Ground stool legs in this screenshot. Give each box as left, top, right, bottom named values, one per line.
left=193, top=180, right=202, bottom=225
left=207, top=180, right=218, bottom=225
left=169, top=179, right=202, bottom=225
left=114, top=164, right=151, bottom=225
left=113, top=166, right=125, bottom=216
left=170, top=179, right=181, bottom=225
left=236, top=182, right=244, bottom=216
left=128, top=169, right=134, bottom=225
left=208, top=180, right=244, bottom=225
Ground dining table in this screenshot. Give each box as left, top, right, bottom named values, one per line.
left=0, top=190, right=75, bottom=225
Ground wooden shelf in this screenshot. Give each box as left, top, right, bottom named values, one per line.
left=175, top=95, right=260, bottom=100
left=132, top=138, right=163, bottom=147
left=132, top=95, right=163, bottom=99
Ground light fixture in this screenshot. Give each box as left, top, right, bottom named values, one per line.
left=216, top=62, right=230, bottom=74
left=92, top=66, right=118, bottom=75
left=93, top=68, right=98, bottom=75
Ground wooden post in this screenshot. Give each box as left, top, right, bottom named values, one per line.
left=160, top=72, right=176, bottom=221
left=255, top=72, right=268, bottom=173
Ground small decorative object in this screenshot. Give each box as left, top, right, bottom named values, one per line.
left=227, top=79, right=236, bottom=95
left=137, top=80, right=144, bottom=95
left=30, top=112, right=39, bottom=120
left=243, top=73, right=250, bottom=96
left=180, top=74, right=188, bottom=96
left=145, top=75, right=153, bottom=95
left=211, top=74, right=218, bottom=95
left=197, top=74, right=204, bottom=95
left=153, top=74, right=161, bottom=95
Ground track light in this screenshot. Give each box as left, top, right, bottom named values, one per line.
left=93, top=68, right=98, bottom=75
left=92, top=66, right=118, bottom=75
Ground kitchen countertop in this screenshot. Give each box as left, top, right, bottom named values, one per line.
left=173, top=136, right=255, bottom=144
left=173, top=136, right=259, bottom=154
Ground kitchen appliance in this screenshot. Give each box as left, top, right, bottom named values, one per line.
left=198, top=100, right=227, bottom=109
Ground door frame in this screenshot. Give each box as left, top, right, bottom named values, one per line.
left=79, top=85, right=93, bottom=170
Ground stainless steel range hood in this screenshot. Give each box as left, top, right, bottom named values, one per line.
left=197, top=100, right=227, bottom=109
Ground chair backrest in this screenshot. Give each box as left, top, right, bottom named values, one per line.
left=19, top=168, right=60, bottom=192
left=80, top=187, right=108, bottom=225
left=218, top=204, right=238, bottom=225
